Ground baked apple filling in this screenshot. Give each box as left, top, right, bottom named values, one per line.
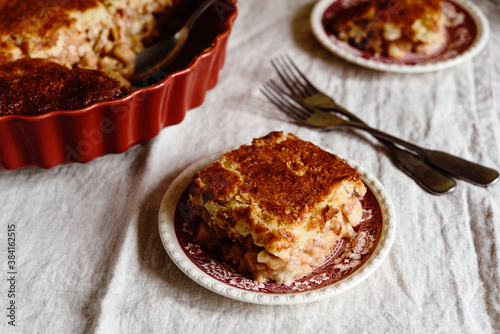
left=190, top=194, right=363, bottom=285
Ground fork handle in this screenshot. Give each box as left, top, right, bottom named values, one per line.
left=421, top=150, right=499, bottom=186
left=330, top=107, right=457, bottom=193
left=342, top=121, right=499, bottom=186
left=385, top=144, right=456, bottom=194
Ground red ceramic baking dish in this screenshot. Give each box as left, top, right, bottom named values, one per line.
left=0, top=0, right=237, bottom=170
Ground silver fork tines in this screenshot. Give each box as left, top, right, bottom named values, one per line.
left=271, top=55, right=344, bottom=112
left=271, top=56, right=314, bottom=99
left=261, top=81, right=310, bottom=123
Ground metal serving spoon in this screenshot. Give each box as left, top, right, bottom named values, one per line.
left=130, top=0, right=216, bottom=86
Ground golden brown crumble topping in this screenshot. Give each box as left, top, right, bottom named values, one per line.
left=0, top=58, right=128, bottom=115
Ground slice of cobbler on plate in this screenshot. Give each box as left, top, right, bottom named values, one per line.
left=326, top=0, right=448, bottom=58
left=186, top=131, right=367, bottom=285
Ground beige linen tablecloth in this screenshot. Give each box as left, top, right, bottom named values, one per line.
left=1, top=0, right=499, bottom=333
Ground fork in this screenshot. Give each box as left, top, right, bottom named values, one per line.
left=263, top=57, right=456, bottom=194
left=262, top=56, right=499, bottom=188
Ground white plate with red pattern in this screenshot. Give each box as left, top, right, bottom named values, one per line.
left=310, top=0, right=489, bottom=73
left=158, top=150, right=396, bottom=305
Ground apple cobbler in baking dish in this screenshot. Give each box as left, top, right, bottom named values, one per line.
left=0, top=0, right=185, bottom=115
left=325, top=0, right=448, bottom=58
left=186, top=132, right=367, bottom=285
left=0, top=0, right=180, bottom=85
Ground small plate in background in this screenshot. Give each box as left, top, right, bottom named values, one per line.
left=310, top=0, right=489, bottom=73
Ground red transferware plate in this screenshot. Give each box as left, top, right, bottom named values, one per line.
left=310, top=0, right=489, bottom=73
left=158, top=151, right=396, bottom=305
left=0, top=0, right=237, bottom=170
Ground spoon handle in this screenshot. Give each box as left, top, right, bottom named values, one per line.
left=131, top=0, right=218, bottom=86
left=186, top=0, right=217, bottom=30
